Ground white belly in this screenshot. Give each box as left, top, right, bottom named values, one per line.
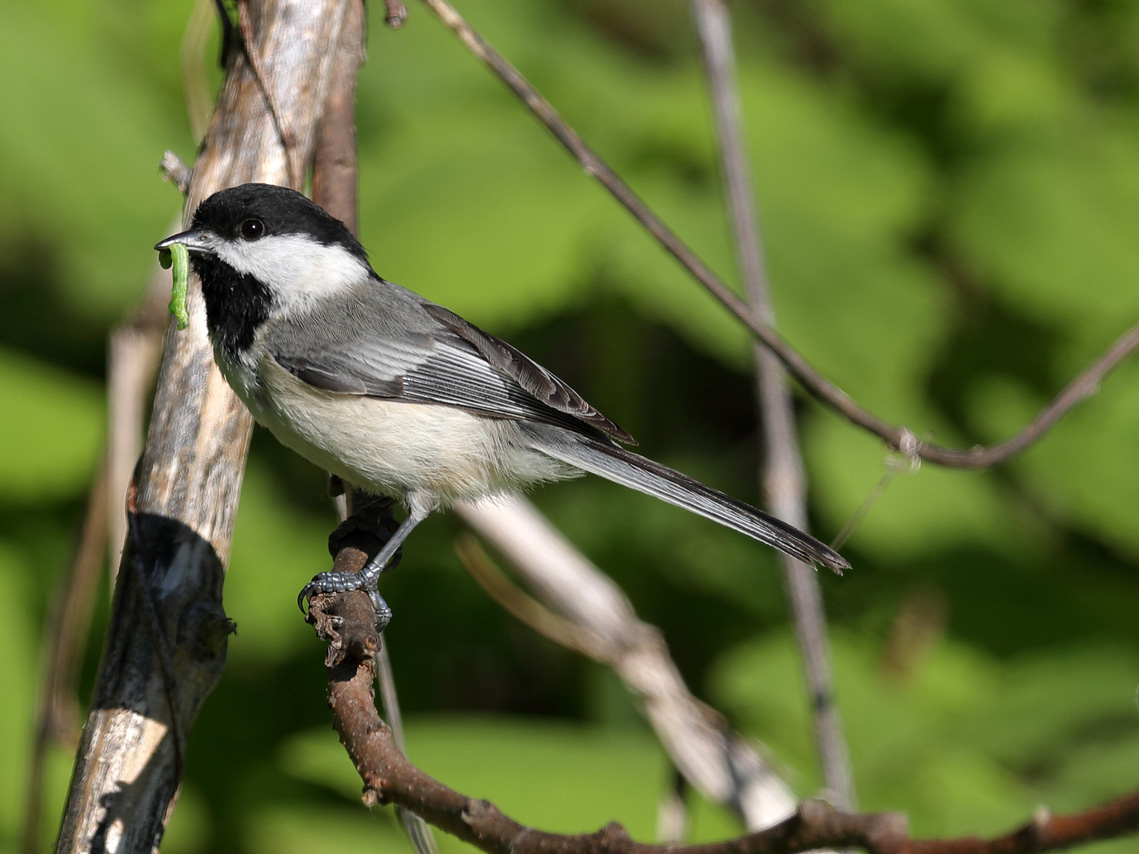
left=231, top=355, right=575, bottom=508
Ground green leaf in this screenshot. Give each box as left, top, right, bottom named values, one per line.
left=948, top=131, right=1139, bottom=339
left=0, top=348, right=103, bottom=502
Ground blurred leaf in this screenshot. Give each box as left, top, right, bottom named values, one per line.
left=817, top=0, right=1059, bottom=82
left=953, top=46, right=1073, bottom=136
left=970, top=645, right=1139, bottom=767
left=948, top=131, right=1139, bottom=339
left=359, top=109, right=604, bottom=329
left=712, top=631, right=1139, bottom=840
left=240, top=803, right=405, bottom=854
left=0, top=0, right=191, bottom=323
left=1054, top=734, right=1139, bottom=807
left=284, top=715, right=742, bottom=848
left=974, top=357, right=1139, bottom=560
left=0, top=544, right=37, bottom=839
left=0, top=347, right=103, bottom=502
left=161, top=785, right=215, bottom=854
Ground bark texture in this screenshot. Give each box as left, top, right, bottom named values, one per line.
left=57, top=2, right=351, bottom=850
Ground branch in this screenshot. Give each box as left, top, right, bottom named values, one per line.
left=56, top=1, right=352, bottom=849
left=455, top=497, right=803, bottom=831
left=307, top=10, right=439, bottom=852
left=320, top=603, right=1139, bottom=854
left=25, top=279, right=170, bottom=854
left=383, top=0, right=408, bottom=28
left=417, top=0, right=1139, bottom=470
left=690, top=0, right=854, bottom=811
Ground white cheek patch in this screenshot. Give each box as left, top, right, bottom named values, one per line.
left=215, top=233, right=370, bottom=310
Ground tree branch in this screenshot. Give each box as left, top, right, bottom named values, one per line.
left=56, top=1, right=352, bottom=849
left=320, top=603, right=1139, bottom=854
left=690, top=0, right=855, bottom=811
left=416, top=0, right=1139, bottom=471
left=307, top=10, right=439, bottom=852
left=455, top=497, right=804, bottom=831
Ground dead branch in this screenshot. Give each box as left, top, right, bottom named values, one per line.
left=56, top=1, right=352, bottom=850
left=319, top=596, right=1139, bottom=854
left=691, top=0, right=855, bottom=811
left=417, top=0, right=1139, bottom=471
left=307, top=12, right=439, bottom=851
left=384, top=0, right=409, bottom=28
left=456, top=497, right=804, bottom=831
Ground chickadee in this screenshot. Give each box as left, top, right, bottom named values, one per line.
left=156, top=183, right=848, bottom=628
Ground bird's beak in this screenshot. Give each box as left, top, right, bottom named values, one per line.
left=154, top=228, right=216, bottom=255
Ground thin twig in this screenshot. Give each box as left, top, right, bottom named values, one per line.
left=417, top=0, right=1139, bottom=470
left=691, top=0, right=855, bottom=812
left=160, top=151, right=194, bottom=193
left=384, top=0, right=408, bottom=28
left=309, top=7, right=438, bottom=851
left=455, top=534, right=615, bottom=660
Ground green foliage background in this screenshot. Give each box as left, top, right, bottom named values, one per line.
left=2, top=0, right=1138, bottom=851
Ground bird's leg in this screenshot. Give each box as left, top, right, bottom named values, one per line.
left=323, top=493, right=401, bottom=626
left=299, top=501, right=428, bottom=630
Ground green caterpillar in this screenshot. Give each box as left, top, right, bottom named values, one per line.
left=158, top=242, right=191, bottom=330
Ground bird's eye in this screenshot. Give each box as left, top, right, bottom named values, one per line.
left=240, top=219, right=265, bottom=240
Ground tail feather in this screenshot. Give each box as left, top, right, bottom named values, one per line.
left=531, top=433, right=850, bottom=573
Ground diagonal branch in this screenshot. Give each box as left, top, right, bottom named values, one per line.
left=417, top=0, right=1139, bottom=471
left=455, top=497, right=804, bottom=831
left=56, top=1, right=351, bottom=849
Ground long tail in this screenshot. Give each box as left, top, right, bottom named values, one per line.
left=530, top=432, right=850, bottom=573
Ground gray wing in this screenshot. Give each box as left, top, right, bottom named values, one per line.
left=267, top=279, right=635, bottom=445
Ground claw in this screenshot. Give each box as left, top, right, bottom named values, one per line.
left=296, top=571, right=342, bottom=615
left=301, top=504, right=425, bottom=631
left=296, top=571, right=393, bottom=630
left=369, top=589, right=393, bottom=632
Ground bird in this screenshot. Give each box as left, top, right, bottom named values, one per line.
left=155, top=183, right=849, bottom=628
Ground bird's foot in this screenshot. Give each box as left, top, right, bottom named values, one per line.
left=299, top=494, right=402, bottom=631
left=298, top=572, right=392, bottom=632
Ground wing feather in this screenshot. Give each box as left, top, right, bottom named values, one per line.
left=265, top=280, right=635, bottom=445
